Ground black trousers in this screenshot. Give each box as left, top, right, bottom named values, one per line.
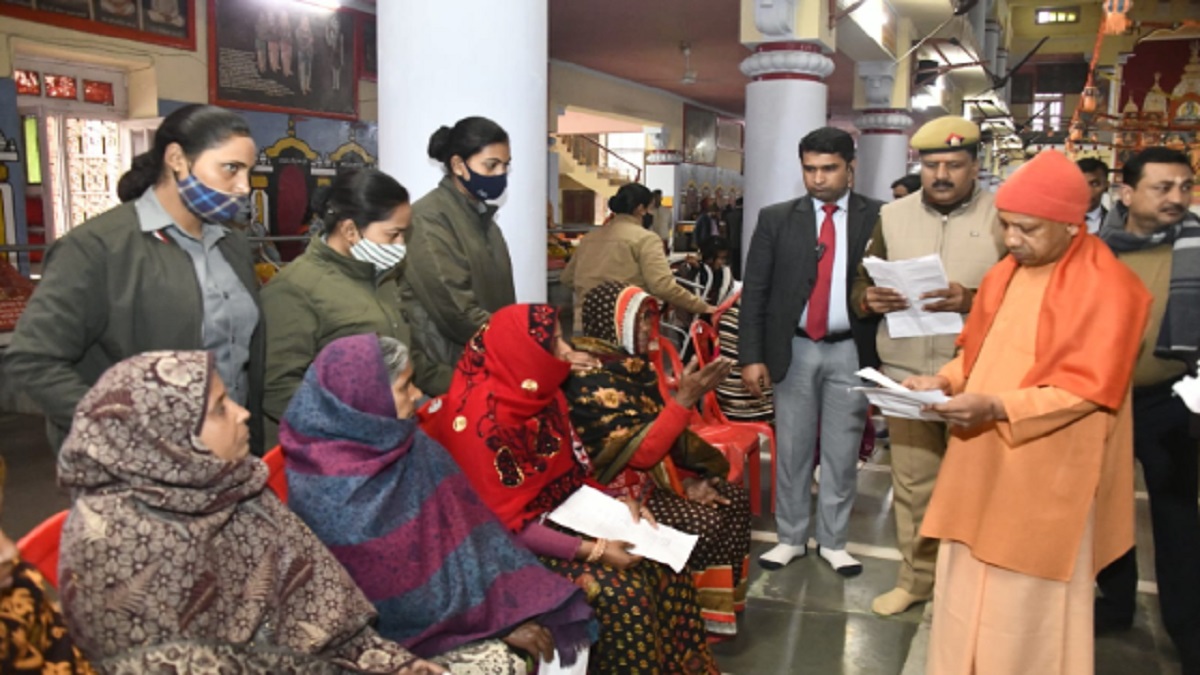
left=1096, top=383, right=1200, bottom=673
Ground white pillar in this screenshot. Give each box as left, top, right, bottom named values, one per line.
left=740, top=42, right=835, bottom=259
left=854, top=110, right=915, bottom=202
left=377, top=1, right=549, bottom=302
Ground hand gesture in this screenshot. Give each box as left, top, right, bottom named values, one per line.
left=601, top=540, right=644, bottom=570
left=901, top=375, right=952, bottom=395
left=740, top=363, right=771, bottom=400
left=618, top=495, right=657, bottom=527
left=683, top=477, right=731, bottom=508
left=501, top=621, right=556, bottom=663
left=919, top=282, right=973, bottom=313
left=676, top=357, right=733, bottom=408
left=930, top=393, right=1005, bottom=429
left=865, top=286, right=909, bottom=314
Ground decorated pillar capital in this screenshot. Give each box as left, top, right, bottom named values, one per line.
left=855, top=109, right=914, bottom=134
left=740, top=42, right=835, bottom=82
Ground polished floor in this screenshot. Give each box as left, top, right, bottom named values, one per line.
left=0, top=412, right=1186, bottom=674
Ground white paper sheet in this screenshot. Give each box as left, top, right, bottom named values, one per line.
left=547, top=486, right=699, bottom=573
left=852, top=367, right=949, bottom=421
left=540, top=647, right=589, bottom=675
left=1173, top=375, right=1200, bottom=414
left=862, top=254, right=964, bottom=338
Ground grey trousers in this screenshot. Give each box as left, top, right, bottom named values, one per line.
left=772, top=336, right=868, bottom=549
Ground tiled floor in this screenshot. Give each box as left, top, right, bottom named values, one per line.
left=0, top=413, right=1186, bottom=674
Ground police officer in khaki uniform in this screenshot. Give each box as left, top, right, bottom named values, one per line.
left=850, top=116, right=1006, bottom=616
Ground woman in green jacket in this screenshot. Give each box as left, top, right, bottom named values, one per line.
left=262, top=168, right=413, bottom=444
left=400, top=116, right=515, bottom=395
left=7, top=104, right=265, bottom=454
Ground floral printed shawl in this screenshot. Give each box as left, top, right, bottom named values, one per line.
left=57, top=351, right=416, bottom=673
left=281, top=334, right=593, bottom=663
left=420, top=305, right=590, bottom=532
left=569, top=282, right=729, bottom=487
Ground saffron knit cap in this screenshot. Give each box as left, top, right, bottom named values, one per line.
left=994, top=150, right=1090, bottom=225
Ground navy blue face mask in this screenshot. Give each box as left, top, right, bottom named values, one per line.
left=460, top=163, right=508, bottom=202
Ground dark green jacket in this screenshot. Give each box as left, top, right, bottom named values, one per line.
left=400, top=177, right=515, bottom=394
left=261, top=236, right=410, bottom=436
left=5, top=201, right=266, bottom=454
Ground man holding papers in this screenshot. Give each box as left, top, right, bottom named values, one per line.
left=908, top=150, right=1150, bottom=674
left=740, top=127, right=882, bottom=575
left=850, top=115, right=1006, bottom=616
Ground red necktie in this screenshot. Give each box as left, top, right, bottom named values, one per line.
left=805, top=203, right=838, bottom=341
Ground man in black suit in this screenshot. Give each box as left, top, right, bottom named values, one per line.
left=1077, top=157, right=1109, bottom=234
left=740, top=127, right=882, bottom=575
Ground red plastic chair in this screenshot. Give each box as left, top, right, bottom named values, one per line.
left=650, top=332, right=776, bottom=516
left=17, top=510, right=68, bottom=588
left=263, top=446, right=289, bottom=503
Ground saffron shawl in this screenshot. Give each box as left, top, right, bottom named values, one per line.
left=420, top=305, right=590, bottom=533
left=960, top=232, right=1150, bottom=410
left=57, top=351, right=418, bottom=674
left=280, top=334, right=593, bottom=662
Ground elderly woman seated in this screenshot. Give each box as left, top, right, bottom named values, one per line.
left=565, top=281, right=752, bottom=637
left=279, top=334, right=593, bottom=670
left=421, top=304, right=721, bottom=674
left=56, top=350, right=482, bottom=674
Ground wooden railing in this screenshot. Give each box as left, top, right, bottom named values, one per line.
left=554, top=133, right=642, bottom=184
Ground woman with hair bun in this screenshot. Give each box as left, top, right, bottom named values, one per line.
left=261, top=168, right=421, bottom=446
left=8, top=103, right=266, bottom=454
left=562, top=182, right=714, bottom=332
left=399, top=116, right=515, bottom=395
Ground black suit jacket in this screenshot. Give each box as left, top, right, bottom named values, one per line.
left=739, top=192, right=883, bottom=383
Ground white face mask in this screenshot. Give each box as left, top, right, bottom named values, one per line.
left=350, top=238, right=407, bottom=273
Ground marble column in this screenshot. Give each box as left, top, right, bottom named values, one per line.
left=739, top=42, right=835, bottom=257
left=854, top=110, right=915, bottom=202
left=377, top=1, right=549, bottom=302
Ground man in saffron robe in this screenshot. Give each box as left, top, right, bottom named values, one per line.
left=905, top=150, right=1151, bottom=674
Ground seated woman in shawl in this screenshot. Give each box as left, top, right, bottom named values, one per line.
left=421, top=304, right=721, bottom=675
left=567, top=281, right=752, bottom=637
left=56, top=350, right=454, bottom=674
left=279, top=334, right=594, bottom=670
left=0, top=458, right=93, bottom=675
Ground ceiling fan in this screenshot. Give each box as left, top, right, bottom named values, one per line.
left=679, top=42, right=698, bottom=85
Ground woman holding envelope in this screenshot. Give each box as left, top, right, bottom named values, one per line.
left=421, top=304, right=719, bottom=674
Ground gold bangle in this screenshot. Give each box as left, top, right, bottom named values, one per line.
left=586, top=538, right=607, bottom=564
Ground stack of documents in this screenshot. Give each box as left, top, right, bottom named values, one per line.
left=851, top=367, right=949, bottom=421
left=861, top=254, right=963, bottom=338
left=547, top=485, right=698, bottom=573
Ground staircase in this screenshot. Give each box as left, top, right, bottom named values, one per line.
left=552, top=134, right=641, bottom=203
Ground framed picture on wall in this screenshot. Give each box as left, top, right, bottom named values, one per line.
left=683, top=104, right=718, bottom=165
left=208, top=0, right=357, bottom=120
left=357, top=12, right=376, bottom=82
left=0, top=0, right=194, bottom=50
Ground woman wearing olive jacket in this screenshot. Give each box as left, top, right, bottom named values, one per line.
left=261, top=169, right=417, bottom=446
left=6, top=104, right=266, bottom=454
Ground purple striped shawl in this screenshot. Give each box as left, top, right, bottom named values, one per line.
left=280, top=334, right=594, bottom=662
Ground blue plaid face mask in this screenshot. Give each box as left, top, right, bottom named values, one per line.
left=177, top=173, right=248, bottom=224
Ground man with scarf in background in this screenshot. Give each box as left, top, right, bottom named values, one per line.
left=908, top=149, right=1150, bottom=674
left=1096, top=146, right=1200, bottom=674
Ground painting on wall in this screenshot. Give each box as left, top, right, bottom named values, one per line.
left=1115, top=38, right=1200, bottom=201
left=0, top=0, right=194, bottom=49
left=357, top=12, right=376, bottom=81
left=209, top=0, right=357, bottom=120
left=683, top=105, right=718, bottom=165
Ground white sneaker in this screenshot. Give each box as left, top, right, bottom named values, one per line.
left=758, top=543, right=807, bottom=570
left=817, top=546, right=863, bottom=577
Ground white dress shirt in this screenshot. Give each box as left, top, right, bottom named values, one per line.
left=798, top=192, right=851, bottom=334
